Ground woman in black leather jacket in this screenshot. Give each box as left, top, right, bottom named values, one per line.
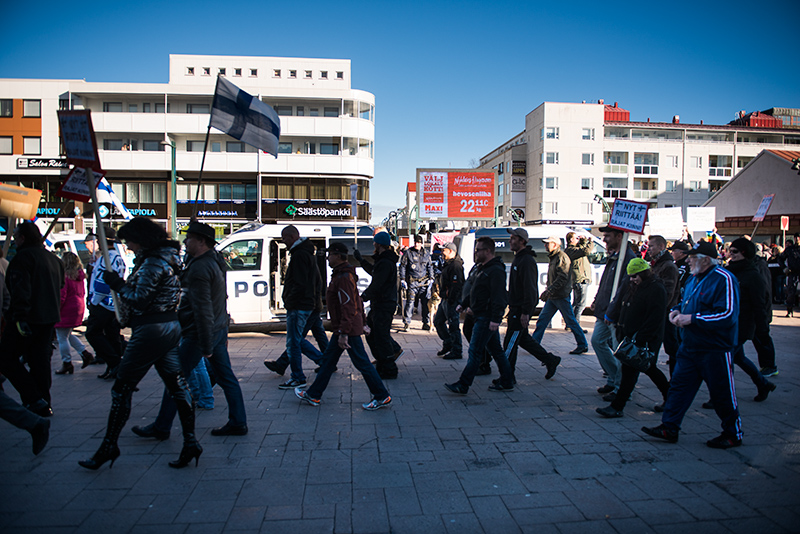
left=596, top=258, right=670, bottom=418
left=79, top=218, right=201, bottom=470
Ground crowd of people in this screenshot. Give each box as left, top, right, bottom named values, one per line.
left=0, top=220, right=796, bottom=462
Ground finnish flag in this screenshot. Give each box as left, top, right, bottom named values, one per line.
left=210, top=76, right=281, bottom=157
left=97, top=177, right=133, bottom=220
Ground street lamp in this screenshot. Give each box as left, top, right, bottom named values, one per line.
left=161, top=139, right=177, bottom=237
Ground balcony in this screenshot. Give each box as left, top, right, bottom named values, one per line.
left=708, top=167, right=732, bottom=177
left=634, top=165, right=658, bottom=175
left=603, top=164, right=628, bottom=174
left=633, top=190, right=658, bottom=200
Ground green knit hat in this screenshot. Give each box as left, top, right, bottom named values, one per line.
left=627, top=257, right=650, bottom=275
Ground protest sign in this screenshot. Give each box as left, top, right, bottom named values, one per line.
left=607, top=198, right=648, bottom=235
left=647, top=207, right=684, bottom=239
left=56, top=167, right=105, bottom=202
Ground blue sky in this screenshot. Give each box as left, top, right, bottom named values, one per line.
left=2, top=0, right=798, bottom=224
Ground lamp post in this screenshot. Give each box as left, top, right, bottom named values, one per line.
left=161, top=139, right=177, bottom=237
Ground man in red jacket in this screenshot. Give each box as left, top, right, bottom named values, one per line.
left=296, top=243, right=393, bottom=410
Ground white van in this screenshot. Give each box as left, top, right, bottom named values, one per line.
left=48, top=233, right=136, bottom=275
left=452, top=225, right=608, bottom=310
left=215, top=221, right=375, bottom=330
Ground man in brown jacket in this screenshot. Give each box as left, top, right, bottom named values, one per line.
left=296, top=243, right=393, bottom=411
left=532, top=236, right=589, bottom=354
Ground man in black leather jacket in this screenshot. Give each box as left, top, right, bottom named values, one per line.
left=433, top=243, right=464, bottom=360
left=133, top=222, right=248, bottom=440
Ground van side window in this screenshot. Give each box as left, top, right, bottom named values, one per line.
left=221, top=239, right=263, bottom=270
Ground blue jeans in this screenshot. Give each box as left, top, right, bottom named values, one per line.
left=662, top=347, right=742, bottom=440
left=286, top=309, right=314, bottom=381
left=153, top=326, right=247, bottom=432
left=592, top=318, right=621, bottom=390
left=274, top=312, right=328, bottom=371
left=434, top=301, right=462, bottom=357
left=187, top=358, right=214, bottom=409
left=307, top=334, right=389, bottom=401
left=532, top=298, right=588, bottom=348
left=458, top=316, right=512, bottom=388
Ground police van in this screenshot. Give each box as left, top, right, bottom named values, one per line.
left=215, top=221, right=376, bottom=330
left=452, top=225, right=608, bottom=310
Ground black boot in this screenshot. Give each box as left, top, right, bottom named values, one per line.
left=79, top=381, right=134, bottom=470
left=167, top=374, right=202, bottom=469
left=80, top=350, right=95, bottom=369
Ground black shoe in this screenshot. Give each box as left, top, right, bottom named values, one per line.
left=488, top=379, right=513, bottom=392
left=596, top=405, right=623, bottom=418
left=398, top=324, right=409, bottom=332
left=642, top=424, right=679, bottom=443
left=78, top=440, right=121, bottom=470
left=597, top=385, right=614, bottom=394
left=80, top=350, right=95, bottom=369
left=653, top=403, right=665, bottom=413
left=211, top=423, right=249, bottom=436
left=475, top=367, right=492, bottom=376
left=31, top=418, right=50, bottom=455
left=279, top=379, right=306, bottom=390
left=132, top=424, right=170, bottom=440
left=168, top=443, right=203, bottom=468
left=444, top=382, right=468, bottom=395
left=706, top=433, right=742, bottom=449
left=422, top=324, right=431, bottom=331
left=25, top=399, right=53, bottom=418
left=98, top=365, right=118, bottom=380
left=702, top=400, right=715, bottom=409
left=754, top=381, right=776, bottom=402
left=442, top=353, right=462, bottom=360
left=544, top=355, right=561, bottom=380
left=437, top=348, right=450, bottom=356
left=602, top=392, right=618, bottom=402
left=760, top=366, right=778, bottom=377
left=379, top=372, right=398, bottom=380
left=569, top=346, right=588, bottom=355
left=263, top=360, right=287, bottom=376
left=391, top=350, right=405, bottom=362
left=55, top=362, right=74, bottom=375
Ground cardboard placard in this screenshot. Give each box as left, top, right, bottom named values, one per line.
left=607, top=198, right=649, bottom=235
left=56, top=167, right=105, bottom=202
left=57, top=110, right=101, bottom=170
left=0, top=183, right=42, bottom=220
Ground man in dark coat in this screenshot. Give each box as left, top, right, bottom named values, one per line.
left=0, top=222, right=63, bottom=417
left=361, top=232, right=402, bottom=379
left=504, top=228, right=560, bottom=381
left=433, top=242, right=464, bottom=360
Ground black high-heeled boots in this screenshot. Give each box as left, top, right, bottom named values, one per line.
left=167, top=374, right=202, bottom=469
left=79, top=381, right=134, bottom=470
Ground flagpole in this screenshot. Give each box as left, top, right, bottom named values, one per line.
left=192, top=123, right=212, bottom=222
left=85, top=167, right=122, bottom=323
left=41, top=199, right=71, bottom=241
left=257, top=147, right=262, bottom=222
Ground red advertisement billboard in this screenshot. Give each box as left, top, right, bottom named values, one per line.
left=417, top=168, right=496, bottom=220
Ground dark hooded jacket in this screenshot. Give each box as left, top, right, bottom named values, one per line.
left=5, top=242, right=63, bottom=325
left=650, top=251, right=679, bottom=308
left=117, top=240, right=182, bottom=324
left=361, top=248, right=399, bottom=310
left=283, top=238, right=321, bottom=311
left=462, top=256, right=507, bottom=323
left=178, top=249, right=229, bottom=354
left=508, top=246, right=539, bottom=314
left=726, top=258, right=768, bottom=342
left=438, top=254, right=465, bottom=305
left=328, top=261, right=366, bottom=336
left=612, top=275, right=667, bottom=352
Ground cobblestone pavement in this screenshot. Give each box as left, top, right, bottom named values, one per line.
left=1, top=311, right=798, bottom=534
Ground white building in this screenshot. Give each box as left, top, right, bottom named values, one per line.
left=0, top=54, right=375, bottom=235
left=481, top=101, right=800, bottom=226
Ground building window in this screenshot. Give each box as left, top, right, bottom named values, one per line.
left=234, top=68, right=242, bottom=76
left=320, top=71, right=328, bottom=79
left=737, top=156, right=753, bottom=168
left=708, top=155, right=733, bottom=177
left=0, top=99, right=12, bottom=117
left=581, top=178, right=593, bottom=190
left=542, top=177, right=558, bottom=189
left=689, top=181, right=702, bottom=192
left=187, top=140, right=207, bottom=152
left=0, top=136, right=12, bottom=154
left=278, top=142, right=292, bottom=154
left=211, top=142, right=221, bottom=152
left=128, top=104, right=137, bottom=113
left=227, top=142, right=245, bottom=152
left=218, top=68, right=226, bottom=76
left=336, top=71, right=344, bottom=80
left=544, top=201, right=558, bottom=214
left=545, top=152, right=558, bottom=164
left=324, top=107, right=339, bottom=117
left=545, top=127, right=559, bottom=139
left=273, top=69, right=281, bottom=77
left=665, top=180, right=677, bottom=192
left=581, top=202, right=593, bottom=215
left=23, top=137, right=41, bottom=155
left=690, top=156, right=702, bottom=168
left=202, top=67, right=211, bottom=76
left=320, top=143, right=339, bottom=155
left=23, top=100, right=41, bottom=118
left=309, top=108, right=319, bottom=117
left=581, top=128, right=595, bottom=140
left=289, top=70, right=297, bottom=78
left=275, top=106, right=293, bottom=116
left=155, top=103, right=166, bottom=113
left=667, top=155, right=678, bottom=168
left=581, top=153, right=594, bottom=165
left=186, top=67, right=195, bottom=75
left=250, top=69, right=258, bottom=77
left=142, top=103, right=151, bottom=113
left=497, top=184, right=503, bottom=197
left=186, top=104, right=210, bottom=114
left=103, top=102, right=123, bottom=113
left=142, top=140, right=163, bottom=151
left=305, top=70, right=312, bottom=79
left=296, top=106, right=304, bottom=116
left=103, top=139, right=123, bottom=150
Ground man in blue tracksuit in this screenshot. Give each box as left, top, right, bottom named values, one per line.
left=642, top=241, right=743, bottom=449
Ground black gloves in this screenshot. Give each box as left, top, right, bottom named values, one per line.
left=353, top=248, right=363, bottom=262
left=103, top=270, right=125, bottom=291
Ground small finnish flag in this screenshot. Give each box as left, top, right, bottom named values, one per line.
left=210, top=76, right=281, bottom=157
left=97, top=177, right=133, bottom=220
